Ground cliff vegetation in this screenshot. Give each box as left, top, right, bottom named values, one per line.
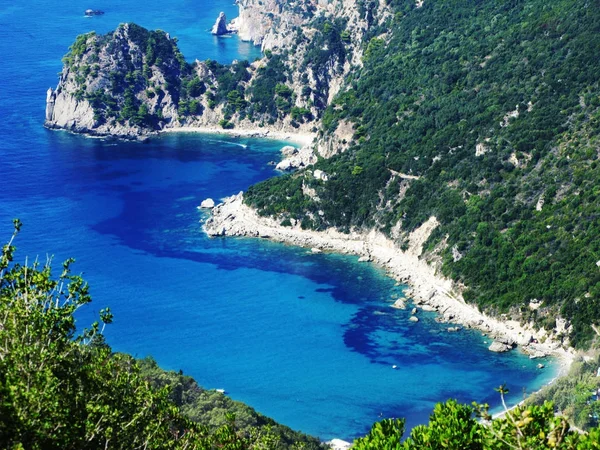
left=244, top=0, right=600, bottom=348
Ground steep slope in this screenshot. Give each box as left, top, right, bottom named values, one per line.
left=244, top=0, right=600, bottom=347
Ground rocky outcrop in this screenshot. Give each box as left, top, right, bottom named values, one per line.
left=230, top=0, right=288, bottom=46
left=45, top=24, right=184, bottom=140
left=211, top=12, right=233, bottom=35
left=275, top=145, right=317, bottom=171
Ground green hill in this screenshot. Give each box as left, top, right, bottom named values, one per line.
left=245, top=0, right=600, bottom=348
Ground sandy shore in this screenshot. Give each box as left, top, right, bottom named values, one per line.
left=204, top=193, right=576, bottom=372
left=161, top=126, right=315, bottom=147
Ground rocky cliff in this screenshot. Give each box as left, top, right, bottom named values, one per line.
left=45, top=24, right=185, bottom=140
left=46, top=0, right=389, bottom=151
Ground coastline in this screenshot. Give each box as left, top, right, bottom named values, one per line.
left=204, top=193, right=577, bottom=373
left=161, top=126, right=315, bottom=147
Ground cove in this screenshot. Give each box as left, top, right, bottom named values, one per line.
left=0, top=0, right=558, bottom=441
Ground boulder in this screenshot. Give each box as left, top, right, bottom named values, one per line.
left=313, top=169, right=329, bottom=181
left=280, top=145, right=297, bottom=156
left=358, top=255, right=370, bottom=262
left=391, top=298, right=406, bottom=309
left=409, top=316, right=419, bottom=322
left=211, top=12, right=230, bottom=35
left=488, top=341, right=513, bottom=353
left=275, top=159, right=293, bottom=171
left=199, top=198, right=215, bottom=209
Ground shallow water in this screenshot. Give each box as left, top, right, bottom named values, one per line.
left=0, top=0, right=558, bottom=440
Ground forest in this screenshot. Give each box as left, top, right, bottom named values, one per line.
left=245, top=0, right=600, bottom=347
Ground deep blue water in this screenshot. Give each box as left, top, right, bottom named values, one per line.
left=0, top=0, right=557, bottom=441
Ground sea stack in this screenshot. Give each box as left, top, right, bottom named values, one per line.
left=211, top=12, right=230, bottom=35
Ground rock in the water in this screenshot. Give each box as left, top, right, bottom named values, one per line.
left=537, top=363, right=545, bottom=369
left=358, top=255, right=370, bottom=262
left=280, top=145, right=297, bottom=156
left=310, top=247, right=322, bottom=254
left=199, top=198, right=215, bottom=209
left=409, top=316, right=419, bottom=322
left=391, top=298, right=406, bottom=309
left=411, top=307, right=418, bottom=315
left=211, top=12, right=230, bottom=35
left=488, top=340, right=513, bottom=352
left=447, top=326, right=460, bottom=332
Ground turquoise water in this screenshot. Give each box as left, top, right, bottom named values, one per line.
left=0, top=0, right=557, bottom=440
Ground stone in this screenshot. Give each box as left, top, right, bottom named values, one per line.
left=409, top=316, right=419, bottom=322
left=199, top=198, right=215, bottom=209
left=411, top=307, right=418, bottom=315
left=488, top=341, right=512, bottom=353
left=391, top=298, right=406, bottom=309
left=275, top=159, right=293, bottom=171
left=310, top=247, right=322, bottom=254
left=211, top=12, right=230, bottom=35
left=358, top=255, right=370, bottom=262
left=313, top=169, right=329, bottom=181
left=280, top=145, right=297, bottom=156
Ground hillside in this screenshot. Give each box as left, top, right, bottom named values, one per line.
left=44, top=0, right=382, bottom=140
left=243, top=0, right=600, bottom=348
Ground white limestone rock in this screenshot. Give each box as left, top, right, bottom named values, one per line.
left=200, top=198, right=215, bottom=209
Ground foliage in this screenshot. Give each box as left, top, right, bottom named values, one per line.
left=0, top=221, right=323, bottom=450
left=354, top=395, right=600, bottom=449
left=137, top=358, right=324, bottom=450
left=527, top=357, right=600, bottom=431
left=245, top=0, right=600, bottom=346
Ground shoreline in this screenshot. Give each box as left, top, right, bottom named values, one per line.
left=204, top=193, right=577, bottom=373
left=161, top=126, right=315, bottom=147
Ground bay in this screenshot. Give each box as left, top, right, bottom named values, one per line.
left=0, top=0, right=557, bottom=440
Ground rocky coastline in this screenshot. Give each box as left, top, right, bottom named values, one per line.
left=204, top=193, right=576, bottom=371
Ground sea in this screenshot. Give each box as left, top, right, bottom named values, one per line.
left=0, top=0, right=558, bottom=441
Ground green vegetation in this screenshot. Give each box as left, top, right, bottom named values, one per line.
left=353, top=395, right=600, bottom=449
left=0, top=220, right=323, bottom=449
left=245, top=0, right=600, bottom=347
left=527, top=357, right=600, bottom=431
